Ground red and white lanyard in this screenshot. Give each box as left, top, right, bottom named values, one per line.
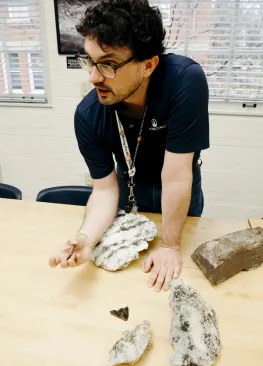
left=115, top=105, right=148, bottom=213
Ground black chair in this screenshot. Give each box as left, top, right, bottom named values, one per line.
left=0, top=183, right=22, bottom=200
left=36, top=185, right=93, bottom=206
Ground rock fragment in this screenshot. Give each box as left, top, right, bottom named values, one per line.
left=169, top=278, right=220, bottom=366
left=110, top=306, right=129, bottom=321
left=90, top=210, right=157, bottom=271
left=191, top=227, right=263, bottom=284
left=108, top=320, right=151, bottom=366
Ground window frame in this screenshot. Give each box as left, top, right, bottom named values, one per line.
left=0, top=0, right=51, bottom=107
left=153, top=0, right=263, bottom=116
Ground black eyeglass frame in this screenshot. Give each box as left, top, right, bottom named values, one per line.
left=75, top=53, right=135, bottom=78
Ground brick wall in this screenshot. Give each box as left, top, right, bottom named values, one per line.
left=0, top=0, right=262, bottom=220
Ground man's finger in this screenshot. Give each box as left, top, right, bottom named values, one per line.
left=68, top=236, right=86, bottom=250
left=68, top=255, right=77, bottom=268
left=60, top=260, right=69, bottom=269
left=173, top=262, right=182, bottom=279
left=75, top=246, right=91, bottom=266
left=59, top=244, right=74, bottom=262
left=49, top=256, right=58, bottom=268
left=154, top=267, right=168, bottom=292
left=148, top=267, right=160, bottom=288
left=144, top=254, right=153, bottom=273
left=173, top=268, right=180, bottom=279
left=162, top=269, right=174, bottom=292
left=68, top=236, right=78, bottom=245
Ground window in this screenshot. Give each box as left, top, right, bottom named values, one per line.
left=8, top=53, right=22, bottom=90
left=151, top=0, right=263, bottom=104
left=153, top=2, right=171, bottom=24
left=28, top=53, right=45, bottom=91
left=0, top=0, right=47, bottom=104
left=7, top=6, right=29, bottom=23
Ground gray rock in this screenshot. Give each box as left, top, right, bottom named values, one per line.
left=169, top=279, right=220, bottom=366
left=191, top=227, right=263, bottom=285
left=108, top=320, right=151, bottom=366
left=90, top=210, right=157, bottom=271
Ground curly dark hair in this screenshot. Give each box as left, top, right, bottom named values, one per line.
left=76, top=0, right=166, bottom=61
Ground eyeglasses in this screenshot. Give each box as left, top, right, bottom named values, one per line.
left=75, top=53, right=134, bottom=79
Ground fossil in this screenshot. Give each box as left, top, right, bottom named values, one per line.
left=90, top=210, right=157, bottom=271
left=109, top=320, right=151, bottom=366
left=110, top=306, right=129, bottom=321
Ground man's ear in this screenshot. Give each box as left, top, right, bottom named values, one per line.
left=144, top=56, right=159, bottom=77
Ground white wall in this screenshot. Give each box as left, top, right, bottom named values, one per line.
left=0, top=0, right=91, bottom=201
left=201, top=115, right=263, bottom=220
left=0, top=0, right=262, bottom=221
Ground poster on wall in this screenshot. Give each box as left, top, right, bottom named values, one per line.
left=54, top=0, right=95, bottom=54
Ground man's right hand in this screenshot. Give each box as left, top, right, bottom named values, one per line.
left=49, top=171, right=119, bottom=269
left=49, top=235, right=92, bottom=269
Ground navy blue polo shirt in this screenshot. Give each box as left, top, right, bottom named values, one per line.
left=74, top=53, right=210, bottom=182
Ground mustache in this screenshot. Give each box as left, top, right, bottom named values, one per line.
left=94, top=83, right=112, bottom=91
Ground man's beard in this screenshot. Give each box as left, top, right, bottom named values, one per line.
left=95, top=78, right=144, bottom=106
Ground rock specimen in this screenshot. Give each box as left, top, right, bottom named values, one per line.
left=108, top=320, right=151, bottom=366
left=191, top=227, right=263, bottom=285
left=169, top=279, right=220, bottom=366
left=110, top=306, right=129, bottom=321
left=90, top=210, right=157, bottom=271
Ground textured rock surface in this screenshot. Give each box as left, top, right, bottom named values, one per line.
left=108, top=320, right=151, bottom=366
left=169, top=278, right=220, bottom=366
left=90, top=210, right=157, bottom=271
left=110, top=306, right=129, bottom=321
left=191, top=227, right=263, bottom=285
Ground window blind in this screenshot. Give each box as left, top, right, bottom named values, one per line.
left=0, top=0, right=47, bottom=103
left=151, top=0, right=263, bottom=103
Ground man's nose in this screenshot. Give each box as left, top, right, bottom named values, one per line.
left=89, top=66, right=105, bottom=84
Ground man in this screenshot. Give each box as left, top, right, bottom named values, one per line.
left=49, top=0, right=209, bottom=292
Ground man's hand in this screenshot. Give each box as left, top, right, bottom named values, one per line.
left=144, top=247, right=182, bottom=292
left=49, top=235, right=92, bottom=269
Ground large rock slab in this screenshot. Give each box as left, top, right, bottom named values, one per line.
left=191, top=227, right=263, bottom=285
left=108, top=320, right=151, bottom=366
left=90, top=210, right=157, bottom=271
left=169, top=279, right=220, bottom=366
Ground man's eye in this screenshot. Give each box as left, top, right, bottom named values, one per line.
left=103, top=62, right=116, bottom=67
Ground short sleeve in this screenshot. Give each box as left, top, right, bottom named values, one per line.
left=74, top=108, right=115, bottom=179
left=165, top=63, right=210, bottom=153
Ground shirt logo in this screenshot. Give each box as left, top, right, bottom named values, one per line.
left=149, top=118, right=167, bottom=131
left=151, top=119, right=158, bottom=128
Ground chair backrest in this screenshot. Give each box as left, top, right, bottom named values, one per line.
left=0, top=183, right=22, bottom=200
left=36, top=185, right=93, bottom=206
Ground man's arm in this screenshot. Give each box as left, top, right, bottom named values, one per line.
left=161, top=150, right=194, bottom=250
left=144, top=63, right=209, bottom=292
left=78, top=169, right=119, bottom=248
left=144, top=150, right=193, bottom=291
left=49, top=169, right=119, bottom=268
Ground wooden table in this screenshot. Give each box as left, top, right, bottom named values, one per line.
left=0, top=199, right=262, bottom=366
left=249, top=218, right=263, bottom=228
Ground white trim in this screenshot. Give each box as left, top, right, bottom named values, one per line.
left=1, top=53, right=8, bottom=93
left=27, top=52, right=35, bottom=91
left=38, top=0, right=51, bottom=105
left=209, top=100, right=263, bottom=117
left=0, top=102, right=52, bottom=108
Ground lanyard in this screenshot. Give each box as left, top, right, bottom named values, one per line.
left=115, top=105, right=148, bottom=214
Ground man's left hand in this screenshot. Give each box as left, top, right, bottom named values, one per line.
left=144, top=247, right=182, bottom=292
